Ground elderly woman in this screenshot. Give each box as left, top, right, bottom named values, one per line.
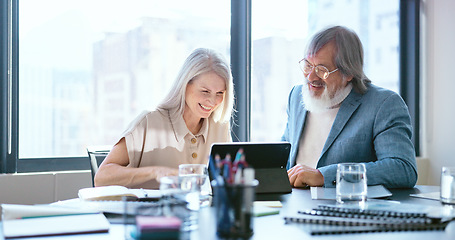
left=95, top=48, right=234, bottom=189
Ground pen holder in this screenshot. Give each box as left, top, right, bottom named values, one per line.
left=212, top=180, right=258, bottom=238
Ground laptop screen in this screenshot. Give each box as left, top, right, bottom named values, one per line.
left=208, top=142, right=292, bottom=194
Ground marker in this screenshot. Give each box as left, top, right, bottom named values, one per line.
left=221, top=154, right=232, bottom=183
left=243, top=168, right=255, bottom=185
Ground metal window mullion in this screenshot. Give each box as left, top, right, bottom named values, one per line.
left=0, top=0, right=6, bottom=173
left=5, top=0, right=18, bottom=173
left=400, top=0, right=420, bottom=156
left=1, top=0, right=18, bottom=173
left=231, top=0, right=251, bottom=142
left=7, top=0, right=13, bottom=156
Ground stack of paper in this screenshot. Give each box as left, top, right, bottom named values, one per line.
left=1, top=204, right=110, bottom=239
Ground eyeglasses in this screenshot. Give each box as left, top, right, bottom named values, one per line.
left=299, top=59, right=338, bottom=80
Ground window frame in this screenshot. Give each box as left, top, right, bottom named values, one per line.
left=1, top=0, right=18, bottom=173
left=0, top=0, right=420, bottom=173
left=400, top=0, right=420, bottom=156
left=231, top=0, right=251, bottom=142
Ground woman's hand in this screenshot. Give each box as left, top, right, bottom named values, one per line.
left=95, top=138, right=178, bottom=188
left=154, top=166, right=179, bottom=182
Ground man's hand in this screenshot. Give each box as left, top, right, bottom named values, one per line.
left=287, top=164, right=324, bottom=187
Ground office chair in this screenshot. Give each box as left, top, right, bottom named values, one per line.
left=86, top=145, right=111, bottom=187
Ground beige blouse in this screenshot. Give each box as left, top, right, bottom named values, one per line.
left=121, top=107, right=231, bottom=188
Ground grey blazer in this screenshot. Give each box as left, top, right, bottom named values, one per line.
left=281, top=83, right=417, bottom=188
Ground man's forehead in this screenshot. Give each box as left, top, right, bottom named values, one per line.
left=307, top=41, right=336, bottom=62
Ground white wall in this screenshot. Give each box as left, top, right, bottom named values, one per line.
left=421, top=0, right=455, bottom=185
left=0, top=171, right=92, bottom=205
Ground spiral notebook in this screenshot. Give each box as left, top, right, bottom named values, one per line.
left=283, top=200, right=452, bottom=235
left=287, top=222, right=449, bottom=235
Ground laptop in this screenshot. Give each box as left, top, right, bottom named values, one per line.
left=209, top=142, right=292, bottom=194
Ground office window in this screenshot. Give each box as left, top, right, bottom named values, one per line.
left=0, top=0, right=419, bottom=173
left=18, top=0, right=230, bottom=158
left=251, top=0, right=400, bottom=141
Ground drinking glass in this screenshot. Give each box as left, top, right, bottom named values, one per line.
left=159, top=175, right=199, bottom=231
left=179, top=164, right=210, bottom=207
left=336, top=163, right=367, bottom=204
left=441, top=166, right=455, bottom=204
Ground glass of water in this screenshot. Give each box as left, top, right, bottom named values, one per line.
left=336, top=163, right=367, bottom=204
left=159, top=175, right=199, bottom=231
left=179, top=164, right=210, bottom=207
left=441, top=166, right=455, bottom=204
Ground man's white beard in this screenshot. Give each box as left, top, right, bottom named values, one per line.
left=301, top=81, right=353, bottom=113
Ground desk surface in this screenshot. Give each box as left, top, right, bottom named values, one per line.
left=2, top=185, right=454, bottom=240
left=195, top=185, right=455, bottom=240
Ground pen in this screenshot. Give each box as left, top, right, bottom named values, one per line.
left=209, top=154, right=220, bottom=180
left=232, top=148, right=244, bottom=170
left=221, top=154, right=232, bottom=184
left=214, top=154, right=222, bottom=171
left=234, top=168, right=243, bottom=184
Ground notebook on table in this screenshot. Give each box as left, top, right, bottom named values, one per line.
left=1, top=204, right=110, bottom=239
left=209, top=142, right=292, bottom=194
left=283, top=200, right=452, bottom=235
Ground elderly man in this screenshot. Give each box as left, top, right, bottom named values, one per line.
left=283, top=26, right=417, bottom=188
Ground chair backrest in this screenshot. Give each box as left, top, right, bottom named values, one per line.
left=86, top=145, right=111, bottom=187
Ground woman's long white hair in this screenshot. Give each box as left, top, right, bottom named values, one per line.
left=157, top=48, right=234, bottom=123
